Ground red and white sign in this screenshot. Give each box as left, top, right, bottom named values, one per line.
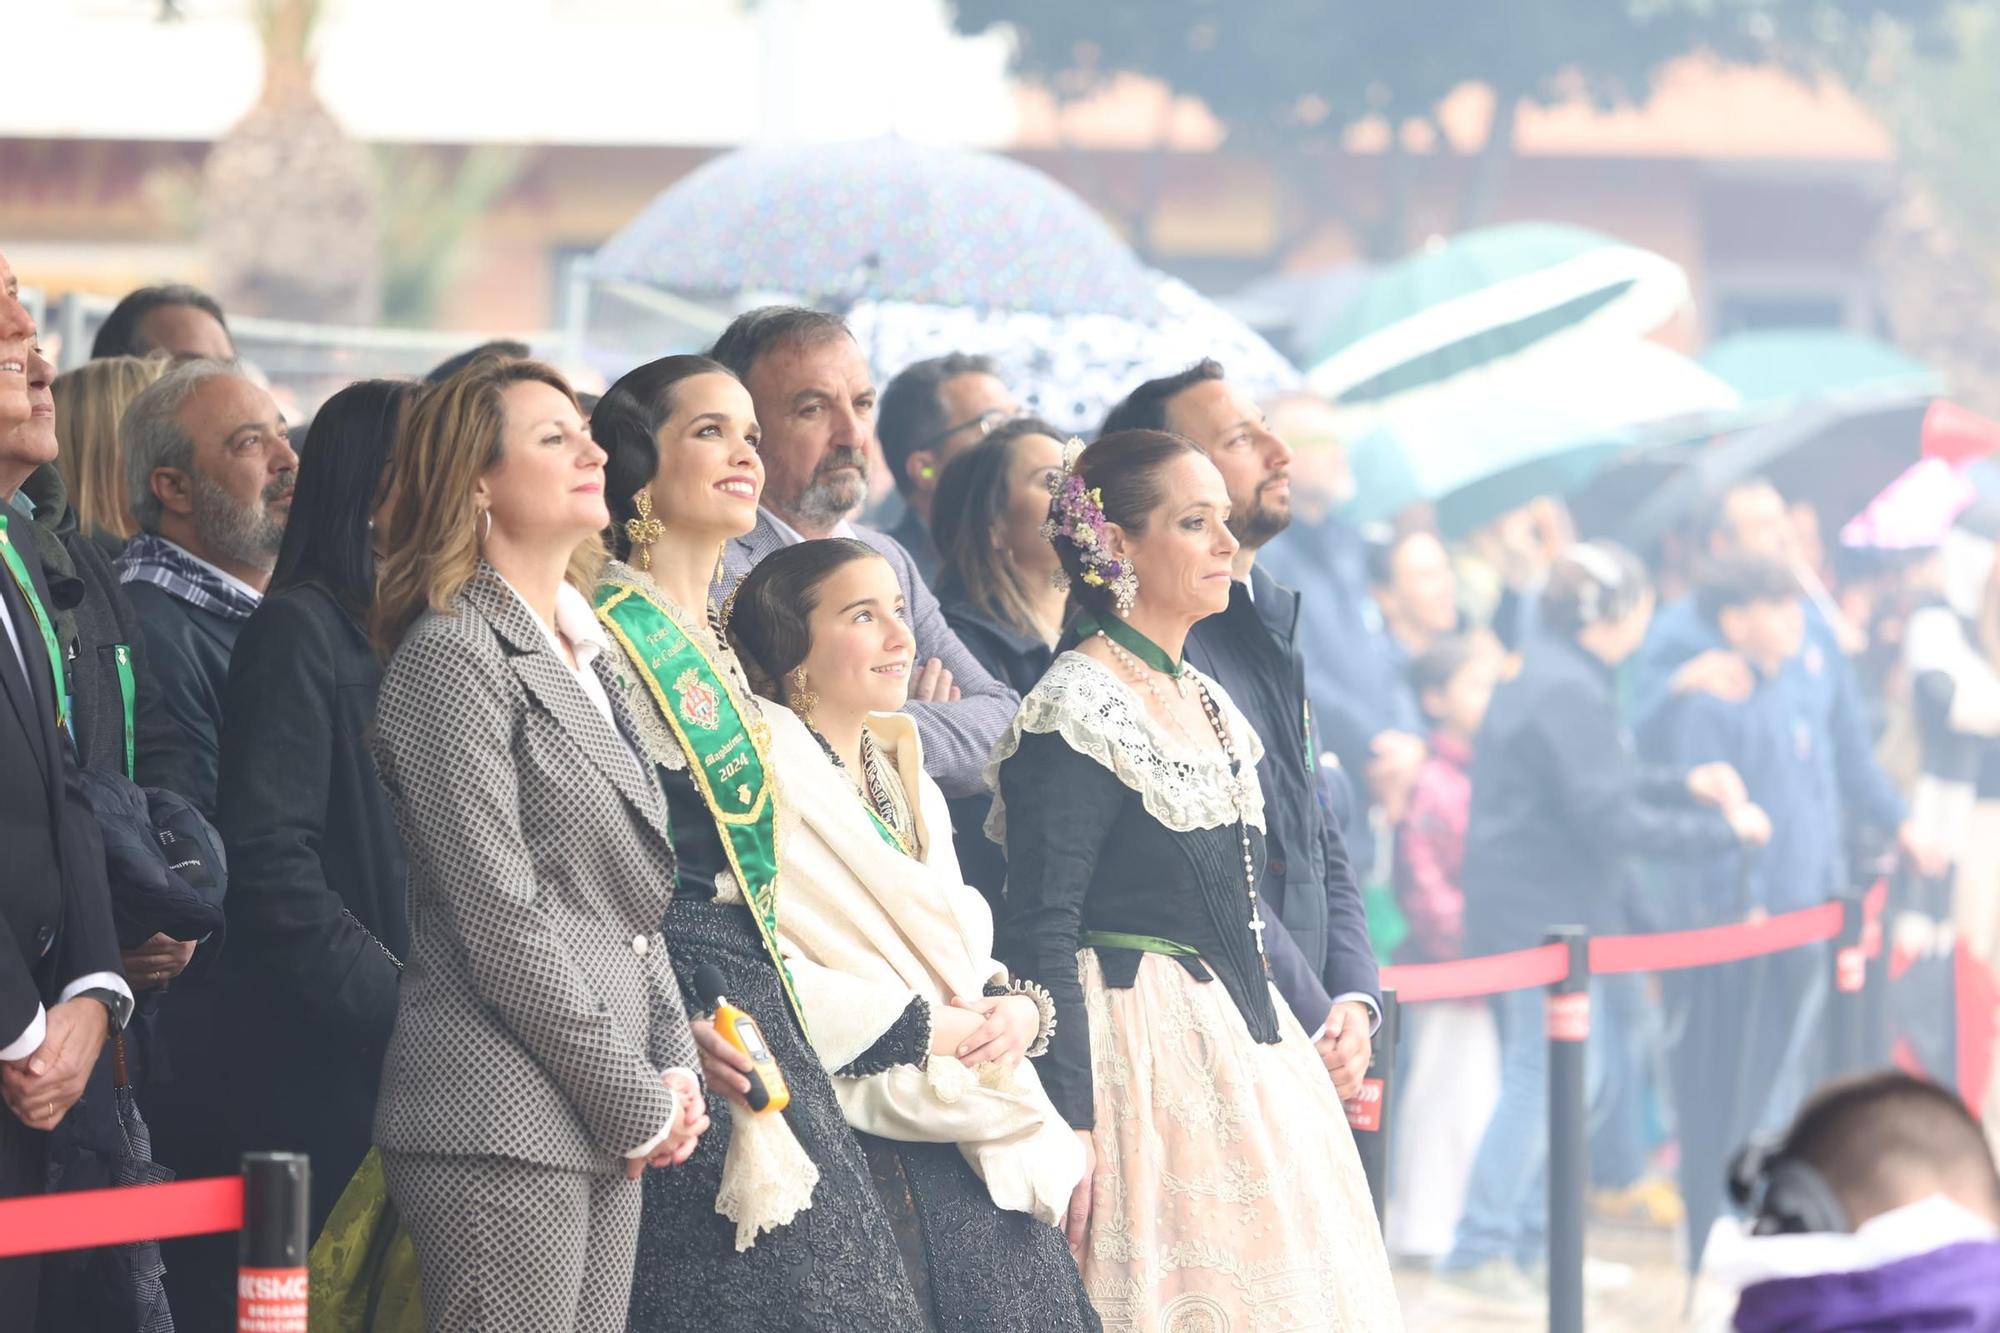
left=238, top=1266, right=307, bottom=1333
left=1344, top=1077, right=1384, bottom=1133
left=1546, top=992, right=1591, bottom=1043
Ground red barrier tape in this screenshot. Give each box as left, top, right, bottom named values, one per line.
left=1383, top=899, right=1856, bottom=1001
left=1589, top=901, right=1844, bottom=976
left=0, top=1176, right=243, bottom=1259
left=1381, top=942, right=1570, bottom=1002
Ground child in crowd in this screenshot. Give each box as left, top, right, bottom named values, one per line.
left=1664, top=554, right=1832, bottom=1270
left=1389, top=635, right=1502, bottom=1264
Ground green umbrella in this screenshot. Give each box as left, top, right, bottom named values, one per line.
left=1304, top=222, right=1689, bottom=405
left=1343, top=396, right=1631, bottom=534
left=1699, top=328, right=1942, bottom=411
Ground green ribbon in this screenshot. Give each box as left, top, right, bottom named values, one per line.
left=1074, top=612, right=1184, bottom=680
left=1079, top=930, right=1201, bottom=958
left=0, top=510, right=67, bottom=732
left=595, top=581, right=807, bottom=1034
left=114, top=644, right=136, bottom=780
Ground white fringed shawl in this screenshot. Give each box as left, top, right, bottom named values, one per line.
left=761, top=701, right=1082, bottom=1227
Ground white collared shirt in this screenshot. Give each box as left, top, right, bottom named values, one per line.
left=761, top=506, right=857, bottom=546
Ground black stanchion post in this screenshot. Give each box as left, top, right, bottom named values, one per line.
left=1347, top=988, right=1399, bottom=1233
left=1546, top=927, right=1589, bottom=1333
left=238, top=1152, right=309, bottom=1333
left=1861, top=877, right=1891, bottom=1069
left=1828, top=890, right=1867, bottom=1079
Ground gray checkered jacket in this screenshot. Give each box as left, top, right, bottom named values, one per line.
left=370, top=566, right=695, bottom=1172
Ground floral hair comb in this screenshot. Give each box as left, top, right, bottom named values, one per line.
left=1040, top=438, right=1135, bottom=609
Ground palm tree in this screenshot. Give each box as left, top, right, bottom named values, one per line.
left=200, top=0, right=382, bottom=323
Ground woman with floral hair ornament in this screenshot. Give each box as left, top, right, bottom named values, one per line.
left=992, top=429, right=1402, bottom=1329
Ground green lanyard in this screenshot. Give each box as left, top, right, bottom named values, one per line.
left=114, top=643, right=136, bottom=778
left=0, top=510, right=67, bottom=733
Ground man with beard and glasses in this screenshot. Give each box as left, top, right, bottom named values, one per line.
left=1100, top=361, right=1381, bottom=1101
left=116, top=359, right=295, bottom=817
left=711, top=307, right=1019, bottom=798
left=112, top=358, right=293, bottom=1327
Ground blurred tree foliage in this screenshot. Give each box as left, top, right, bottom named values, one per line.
left=1870, top=4, right=2000, bottom=415
left=953, top=0, right=1958, bottom=257
left=375, top=146, right=526, bottom=327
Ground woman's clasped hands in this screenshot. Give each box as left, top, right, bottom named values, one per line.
left=626, top=1066, right=711, bottom=1178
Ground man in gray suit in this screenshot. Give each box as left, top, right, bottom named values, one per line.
left=711, top=308, right=1019, bottom=798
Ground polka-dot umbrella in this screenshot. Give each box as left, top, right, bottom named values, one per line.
left=593, top=137, right=1159, bottom=319
left=590, top=138, right=1302, bottom=432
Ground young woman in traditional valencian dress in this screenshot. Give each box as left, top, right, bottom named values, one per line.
left=589, top=356, right=925, bottom=1331
left=726, top=538, right=1100, bottom=1332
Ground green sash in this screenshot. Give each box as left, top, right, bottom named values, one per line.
left=859, top=792, right=911, bottom=858
left=0, top=511, right=66, bottom=732
left=595, top=581, right=806, bottom=1033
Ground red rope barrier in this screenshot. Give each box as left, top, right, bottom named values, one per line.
left=1381, top=942, right=1570, bottom=1002
left=0, top=1176, right=243, bottom=1259
left=1589, top=901, right=1844, bottom=976
left=1383, top=899, right=1858, bottom=1002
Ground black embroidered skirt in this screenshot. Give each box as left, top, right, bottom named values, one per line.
left=856, top=1133, right=1101, bottom=1333
left=627, top=900, right=926, bottom=1332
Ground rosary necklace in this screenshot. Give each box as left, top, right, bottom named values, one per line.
left=1089, top=626, right=1267, bottom=967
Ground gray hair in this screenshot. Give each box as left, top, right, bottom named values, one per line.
left=121, top=359, right=249, bottom=534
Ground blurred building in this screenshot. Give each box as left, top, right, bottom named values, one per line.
left=5, top=0, right=1896, bottom=349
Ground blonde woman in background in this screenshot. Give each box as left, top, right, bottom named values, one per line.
left=51, top=353, right=167, bottom=553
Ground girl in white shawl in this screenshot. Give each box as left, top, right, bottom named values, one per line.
left=726, top=538, right=1099, bottom=1333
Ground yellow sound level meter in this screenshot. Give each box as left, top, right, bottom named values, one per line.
left=694, top=964, right=789, bottom=1114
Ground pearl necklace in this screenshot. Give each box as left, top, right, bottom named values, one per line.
left=1094, top=633, right=1268, bottom=967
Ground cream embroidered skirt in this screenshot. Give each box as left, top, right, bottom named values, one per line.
left=1078, top=950, right=1403, bottom=1332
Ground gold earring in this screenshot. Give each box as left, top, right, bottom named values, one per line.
left=788, top=665, right=818, bottom=721
left=624, top=489, right=665, bottom=570
left=711, top=541, right=728, bottom=586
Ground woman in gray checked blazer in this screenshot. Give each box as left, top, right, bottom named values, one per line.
left=369, top=357, right=710, bottom=1333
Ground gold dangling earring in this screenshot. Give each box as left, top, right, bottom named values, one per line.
left=623, top=489, right=665, bottom=571
left=712, top=541, right=728, bottom=587
left=788, top=664, right=818, bottom=722
left=478, top=506, right=492, bottom=548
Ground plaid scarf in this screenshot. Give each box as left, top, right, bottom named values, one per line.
left=116, top=533, right=262, bottom=622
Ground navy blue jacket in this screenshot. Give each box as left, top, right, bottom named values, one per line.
left=1261, top=513, right=1418, bottom=877
left=1185, top=567, right=1379, bottom=1027
left=1670, top=674, right=1837, bottom=921
left=1464, top=632, right=1740, bottom=953
left=1631, top=597, right=1906, bottom=864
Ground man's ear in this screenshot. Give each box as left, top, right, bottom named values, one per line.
left=150, top=468, right=195, bottom=519
left=905, top=448, right=938, bottom=494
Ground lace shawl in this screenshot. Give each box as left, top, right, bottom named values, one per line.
left=983, top=650, right=1267, bottom=845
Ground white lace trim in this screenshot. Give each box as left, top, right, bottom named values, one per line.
left=713, top=1099, right=819, bottom=1251
left=983, top=651, right=1267, bottom=843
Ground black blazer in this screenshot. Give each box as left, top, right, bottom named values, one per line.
left=1185, top=568, right=1379, bottom=1028
left=216, top=583, right=407, bottom=1229
left=127, top=581, right=243, bottom=820
left=937, top=584, right=1056, bottom=911
left=0, top=535, right=122, bottom=1047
